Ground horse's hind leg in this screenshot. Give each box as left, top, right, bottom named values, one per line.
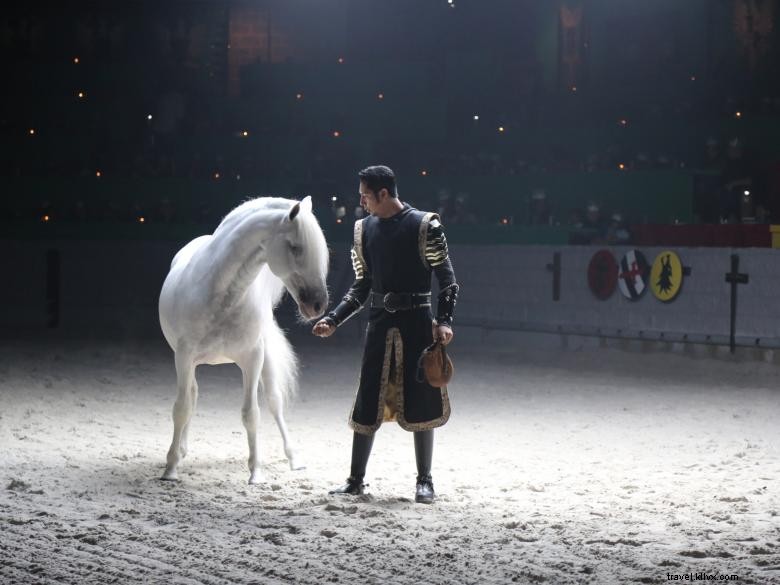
left=263, top=358, right=303, bottom=471
left=162, top=353, right=196, bottom=481
left=179, top=378, right=198, bottom=459
left=239, top=347, right=264, bottom=484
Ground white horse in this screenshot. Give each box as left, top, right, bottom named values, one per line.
left=158, top=196, right=329, bottom=484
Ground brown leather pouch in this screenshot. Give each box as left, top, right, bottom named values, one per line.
left=416, top=340, right=454, bottom=388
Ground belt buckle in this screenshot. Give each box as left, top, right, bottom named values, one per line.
left=383, top=293, right=398, bottom=313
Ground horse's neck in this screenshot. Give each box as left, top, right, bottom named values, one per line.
left=206, top=211, right=282, bottom=306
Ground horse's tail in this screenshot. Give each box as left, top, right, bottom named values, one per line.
left=260, top=316, right=298, bottom=405
left=257, top=265, right=298, bottom=405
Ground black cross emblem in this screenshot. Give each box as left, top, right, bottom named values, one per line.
left=724, top=254, right=749, bottom=354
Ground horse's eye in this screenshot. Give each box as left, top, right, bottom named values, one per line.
left=289, top=244, right=303, bottom=257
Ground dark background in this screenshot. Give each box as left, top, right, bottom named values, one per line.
left=2, top=0, right=779, bottom=245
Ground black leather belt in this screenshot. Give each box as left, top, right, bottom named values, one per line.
left=370, top=292, right=431, bottom=313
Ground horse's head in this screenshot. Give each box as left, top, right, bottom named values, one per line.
left=266, top=196, right=330, bottom=321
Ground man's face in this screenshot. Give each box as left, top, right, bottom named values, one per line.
left=359, top=181, right=384, bottom=216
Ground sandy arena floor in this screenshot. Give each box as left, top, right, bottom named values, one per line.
left=1, top=337, right=779, bottom=584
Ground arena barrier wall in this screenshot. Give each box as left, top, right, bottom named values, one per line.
left=3, top=241, right=778, bottom=356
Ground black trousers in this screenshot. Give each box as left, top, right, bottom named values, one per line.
left=349, top=429, right=434, bottom=480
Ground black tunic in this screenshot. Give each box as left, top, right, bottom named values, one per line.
left=334, top=203, right=457, bottom=435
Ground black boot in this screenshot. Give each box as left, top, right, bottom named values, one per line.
left=414, top=430, right=435, bottom=504
left=329, top=475, right=366, bottom=495
left=329, top=431, right=374, bottom=496
left=415, top=474, right=435, bottom=504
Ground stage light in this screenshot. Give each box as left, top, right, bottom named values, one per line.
left=473, top=114, right=479, bottom=121
left=377, top=93, right=384, bottom=100
left=336, top=218, right=343, bottom=224
left=744, top=190, right=750, bottom=196
left=571, top=86, right=578, bottom=92
left=29, top=128, right=35, bottom=135
left=421, top=170, right=428, bottom=176
left=95, top=170, right=102, bottom=177
left=333, top=130, right=341, bottom=138
left=337, top=57, right=344, bottom=64
left=138, top=217, right=145, bottom=223
left=296, top=93, right=303, bottom=100
left=236, top=174, right=241, bottom=180
left=241, top=130, right=249, bottom=137
left=214, top=172, right=220, bottom=179
left=42, top=215, right=50, bottom=222
left=500, top=217, right=509, bottom=225
left=690, top=75, right=696, bottom=81
left=619, top=119, right=628, bottom=126
left=147, top=114, right=153, bottom=120
left=618, top=163, right=626, bottom=170
left=73, top=57, right=79, bottom=64
left=498, top=126, right=505, bottom=133
left=331, top=196, right=338, bottom=202
left=735, top=111, right=742, bottom=119
left=77, top=91, right=85, bottom=99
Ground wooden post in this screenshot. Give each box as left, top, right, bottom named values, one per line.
left=546, top=252, right=561, bottom=301
left=46, top=249, right=60, bottom=328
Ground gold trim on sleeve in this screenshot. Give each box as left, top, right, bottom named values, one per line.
left=418, top=212, right=437, bottom=269
left=353, top=219, right=367, bottom=276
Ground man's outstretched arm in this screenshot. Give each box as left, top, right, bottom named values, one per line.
left=325, top=245, right=372, bottom=327
left=313, top=243, right=371, bottom=337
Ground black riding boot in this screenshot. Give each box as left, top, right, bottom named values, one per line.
left=414, top=430, right=435, bottom=504
left=329, top=431, right=375, bottom=495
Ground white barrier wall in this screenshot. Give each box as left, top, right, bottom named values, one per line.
left=3, top=241, right=779, bottom=347
left=449, top=245, right=780, bottom=346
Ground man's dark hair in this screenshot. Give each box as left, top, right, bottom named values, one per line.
left=358, top=165, right=398, bottom=198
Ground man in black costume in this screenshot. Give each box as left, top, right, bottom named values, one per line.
left=312, top=165, right=459, bottom=504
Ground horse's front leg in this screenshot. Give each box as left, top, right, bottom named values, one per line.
left=262, top=353, right=303, bottom=470
left=162, top=352, right=196, bottom=481
left=239, top=347, right=264, bottom=484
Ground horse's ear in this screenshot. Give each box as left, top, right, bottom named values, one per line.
left=300, top=195, right=313, bottom=214
left=288, top=202, right=301, bottom=222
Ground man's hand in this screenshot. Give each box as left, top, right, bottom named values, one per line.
left=433, top=323, right=454, bottom=345
left=312, top=319, right=336, bottom=338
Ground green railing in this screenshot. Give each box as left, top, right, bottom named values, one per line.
left=2, top=169, right=693, bottom=244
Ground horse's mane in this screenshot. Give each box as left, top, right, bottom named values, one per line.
left=293, top=205, right=330, bottom=279
left=213, top=195, right=329, bottom=307
left=231, top=196, right=329, bottom=275
left=214, top=196, right=297, bottom=237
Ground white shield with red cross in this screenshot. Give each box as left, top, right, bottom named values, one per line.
left=618, top=250, right=649, bottom=300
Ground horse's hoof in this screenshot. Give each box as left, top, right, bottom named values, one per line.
left=248, top=471, right=263, bottom=485
left=160, top=468, right=179, bottom=481
left=286, top=450, right=305, bottom=471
